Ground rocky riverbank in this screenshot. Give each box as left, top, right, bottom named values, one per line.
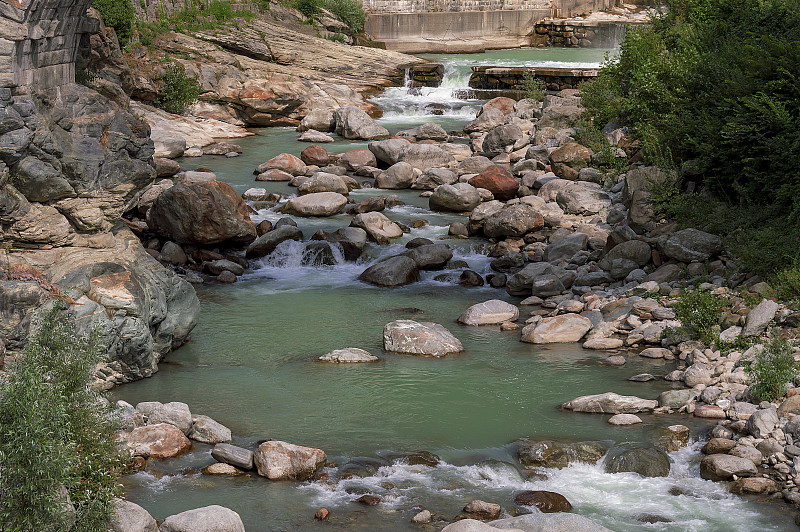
left=111, top=83, right=800, bottom=528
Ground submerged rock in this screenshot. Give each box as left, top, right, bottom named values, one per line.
left=562, top=392, right=658, bottom=414
left=517, top=440, right=609, bottom=469
left=319, top=348, right=378, bottom=363
left=604, top=445, right=671, bottom=477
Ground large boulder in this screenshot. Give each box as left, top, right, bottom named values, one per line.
left=300, top=144, right=330, bottom=166
left=521, top=313, right=592, bottom=343
left=458, top=299, right=519, bottom=325
left=126, top=423, right=192, bottom=459
left=561, top=392, right=658, bottom=414
left=742, top=299, right=779, bottom=337
left=482, top=204, right=544, bottom=238
left=297, top=172, right=349, bottom=196
left=506, top=262, right=573, bottom=297
left=254, top=153, right=307, bottom=176
left=412, top=168, right=458, bottom=190
left=383, top=319, right=463, bottom=357
left=375, top=162, right=415, bottom=189
left=429, top=183, right=481, bottom=212
left=334, top=106, right=390, bottom=140
left=350, top=212, right=403, bottom=244
left=604, top=445, right=671, bottom=477
left=147, top=180, right=256, bottom=246
left=700, top=454, right=758, bottom=481
left=398, top=143, right=455, bottom=170
left=745, top=407, right=779, bottom=438
left=464, top=106, right=505, bottom=133
left=297, top=108, right=335, bottom=132
left=397, top=122, right=448, bottom=141
left=368, top=138, right=411, bottom=165
left=110, top=499, right=158, bottom=532
left=549, top=143, right=592, bottom=180
left=597, top=239, right=651, bottom=274
left=481, top=124, right=523, bottom=156
left=468, top=165, right=519, bottom=201
left=441, top=513, right=611, bottom=532
left=543, top=233, right=588, bottom=263
left=556, top=183, right=611, bottom=215
left=245, top=225, right=304, bottom=258
left=281, top=192, right=347, bottom=217
left=623, top=166, right=671, bottom=231
left=139, top=401, right=192, bottom=434
left=320, top=227, right=368, bottom=261
left=339, top=149, right=377, bottom=171
left=188, top=415, right=232, bottom=444
left=358, top=256, right=420, bottom=287
left=253, top=440, right=326, bottom=480
left=159, top=505, right=245, bottom=532
left=537, top=105, right=583, bottom=130
left=405, top=243, right=453, bottom=270
left=661, top=228, right=723, bottom=263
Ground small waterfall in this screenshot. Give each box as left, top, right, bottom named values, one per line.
left=258, top=239, right=346, bottom=269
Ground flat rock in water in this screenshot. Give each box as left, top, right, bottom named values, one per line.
left=458, top=299, right=519, bottom=326
left=442, top=513, right=612, bottom=532
left=521, top=313, right=593, bottom=344
left=212, top=443, right=254, bottom=470
left=319, top=348, right=378, bottom=363
left=608, top=414, right=642, bottom=425
left=358, top=256, right=420, bottom=287
left=188, top=415, right=232, bottom=444
left=694, top=405, right=727, bottom=419
left=700, top=454, right=757, bottom=481
left=159, top=505, right=245, bottom=532
left=351, top=211, right=403, bottom=244
left=463, top=500, right=501, bottom=520
left=629, top=373, right=655, bottom=382
left=298, top=129, right=334, bottom=143
left=126, top=423, right=192, bottom=459
left=281, top=192, right=347, bottom=217
left=383, top=319, right=463, bottom=357
left=562, top=392, right=658, bottom=414
left=202, top=463, right=243, bottom=475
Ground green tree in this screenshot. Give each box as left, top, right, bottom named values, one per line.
left=156, top=63, right=202, bottom=115
left=93, top=0, right=136, bottom=45
left=0, top=303, right=123, bottom=531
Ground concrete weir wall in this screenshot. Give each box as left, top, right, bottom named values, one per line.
left=364, top=0, right=615, bottom=53
left=0, top=0, right=97, bottom=89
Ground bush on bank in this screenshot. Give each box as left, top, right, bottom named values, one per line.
left=581, top=0, right=800, bottom=278
left=0, top=304, right=123, bottom=531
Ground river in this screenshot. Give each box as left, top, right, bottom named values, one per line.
left=113, top=47, right=792, bottom=531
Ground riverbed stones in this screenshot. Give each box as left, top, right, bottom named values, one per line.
left=298, top=172, right=349, bottom=196
left=298, top=108, right=335, bottom=133
left=110, top=499, right=158, bottom=532
left=745, top=407, right=779, bottom=438
left=398, top=143, right=455, bottom=170
left=147, top=180, right=257, bottom=246
left=406, top=243, right=453, bottom=269
left=245, top=225, right=304, bottom=258
left=376, top=162, right=415, bottom=189
left=159, top=505, right=245, bottom=532
left=319, top=348, right=378, bottom=363
left=458, top=299, right=519, bottom=326
left=127, top=423, right=192, bottom=459
left=281, top=192, right=347, bottom=217
left=188, top=415, right=232, bottom=444
left=212, top=443, right=254, bottom=470
left=368, top=138, right=411, bottom=165
left=550, top=142, right=592, bottom=180
left=699, top=454, right=758, bottom=481
left=351, top=212, right=403, bottom=244
left=253, top=441, right=326, bottom=480
left=383, top=319, right=463, bottom=357
left=661, top=228, right=723, bottom=263
left=463, top=500, right=501, bottom=520
left=256, top=168, right=293, bottom=181
left=429, top=183, right=480, bottom=212
left=521, top=313, right=592, bottom=344
left=605, top=445, right=670, bottom=477
left=481, top=124, right=523, bottom=156
left=334, top=106, right=390, bottom=140
left=255, top=153, right=307, bottom=176
left=562, top=392, right=658, bottom=414
left=138, top=401, right=192, bottom=434
left=514, top=491, right=572, bottom=513
left=729, top=477, right=779, bottom=495
left=556, top=183, right=611, bottom=215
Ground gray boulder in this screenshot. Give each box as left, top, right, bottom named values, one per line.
left=411, top=167, right=458, bottom=190
left=383, top=319, right=463, bottom=357
left=543, top=233, right=588, bottom=263
left=745, top=407, right=779, bottom=438
left=253, top=440, right=326, bottom=480
left=442, top=513, right=611, bottom=532
left=375, top=162, right=414, bottom=189
left=562, top=392, right=658, bottom=414
left=598, top=240, right=651, bottom=274
left=368, top=138, right=411, bottom=165
left=661, top=228, right=723, bottom=263
left=188, top=415, right=232, bottom=444
left=743, top=299, right=779, bottom=337
left=319, top=348, right=378, bottom=362
left=604, top=445, right=671, bottom=477
left=483, top=204, right=544, bottom=238
left=405, top=243, right=453, bottom=270
left=281, top=192, right=348, bottom=217
left=398, top=143, right=455, bottom=170
left=506, top=263, right=573, bottom=296
left=397, top=122, right=448, bottom=141
left=245, top=225, right=303, bottom=259
left=297, top=172, right=348, bottom=196
left=556, top=183, right=611, bottom=215
left=159, top=505, right=245, bottom=532
left=297, top=108, right=335, bottom=132
left=458, top=299, right=519, bottom=326
left=351, top=212, right=403, bottom=244
left=321, top=227, right=367, bottom=261
left=482, top=124, right=523, bottom=156
left=359, top=256, right=420, bottom=287
left=334, top=106, right=390, bottom=140
left=429, top=183, right=481, bottom=212
left=110, top=499, right=158, bottom=532
left=139, top=401, right=192, bottom=434
left=464, top=106, right=505, bottom=133
left=212, top=443, right=254, bottom=470
left=700, top=454, right=758, bottom=481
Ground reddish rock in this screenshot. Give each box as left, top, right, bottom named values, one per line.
left=483, top=96, right=516, bottom=116
left=702, top=438, right=736, bottom=455
left=256, top=220, right=273, bottom=236
left=147, top=180, right=257, bottom=246
left=314, top=508, right=330, bottom=520
left=256, top=169, right=293, bottom=181
left=127, top=423, right=193, bottom=459
left=468, top=165, right=520, bottom=201
left=300, top=145, right=329, bottom=166
left=550, top=142, right=593, bottom=180
left=254, top=153, right=307, bottom=176
left=514, top=491, right=572, bottom=513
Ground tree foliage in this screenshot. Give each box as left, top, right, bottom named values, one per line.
left=156, top=63, right=202, bottom=115
left=0, top=304, right=123, bottom=531
left=93, top=0, right=136, bottom=45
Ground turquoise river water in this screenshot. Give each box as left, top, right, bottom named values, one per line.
left=112, top=48, right=793, bottom=531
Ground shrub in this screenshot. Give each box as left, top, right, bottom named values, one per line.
left=156, top=63, right=202, bottom=115
left=294, top=0, right=322, bottom=18
left=747, top=336, right=798, bottom=401
left=0, top=303, right=123, bottom=531
left=521, top=70, right=545, bottom=102
left=93, top=0, right=136, bottom=45
left=325, top=32, right=348, bottom=44
left=673, top=289, right=725, bottom=344
left=324, top=0, right=366, bottom=33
